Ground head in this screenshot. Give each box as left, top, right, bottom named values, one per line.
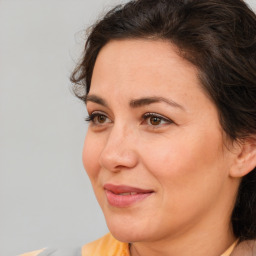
left=71, top=0, right=256, bottom=243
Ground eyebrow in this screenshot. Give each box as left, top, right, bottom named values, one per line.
left=85, top=94, right=185, bottom=111
left=129, top=96, right=185, bottom=110
left=85, top=95, right=109, bottom=107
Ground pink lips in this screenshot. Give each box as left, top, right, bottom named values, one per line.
left=104, top=184, right=154, bottom=207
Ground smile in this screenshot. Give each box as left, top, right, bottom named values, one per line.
left=104, top=184, right=154, bottom=207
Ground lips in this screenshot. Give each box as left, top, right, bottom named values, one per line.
left=104, top=184, right=154, bottom=207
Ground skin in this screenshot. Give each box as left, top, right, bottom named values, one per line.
left=83, top=39, right=242, bottom=256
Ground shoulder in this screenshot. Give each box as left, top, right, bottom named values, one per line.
left=19, top=249, right=45, bottom=256
left=18, top=233, right=129, bottom=256
left=81, top=233, right=130, bottom=256
left=19, top=247, right=81, bottom=256
left=231, top=240, right=256, bottom=256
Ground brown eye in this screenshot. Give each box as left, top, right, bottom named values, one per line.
left=96, top=115, right=107, bottom=124
left=149, top=116, right=161, bottom=125
left=142, top=112, right=173, bottom=128
left=85, top=112, right=111, bottom=125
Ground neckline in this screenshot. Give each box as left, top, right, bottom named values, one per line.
left=128, top=239, right=239, bottom=256
left=220, top=239, right=239, bottom=256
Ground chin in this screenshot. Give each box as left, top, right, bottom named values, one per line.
left=108, top=225, right=146, bottom=243
left=104, top=213, right=157, bottom=243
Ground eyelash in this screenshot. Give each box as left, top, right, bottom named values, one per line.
left=85, top=112, right=174, bottom=127
left=85, top=112, right=111, bottom=124
left=142, top=112, right=173, bottom=126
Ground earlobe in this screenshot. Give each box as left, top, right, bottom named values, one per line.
left=229, top=136, right=256, bottom=178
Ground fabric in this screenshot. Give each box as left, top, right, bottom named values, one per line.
left=38, top=247, right=81, bottom=256
left=19, top=234, right=240, bottom=256
left=19, top=249, right=45, bottom=256
left=231, top=240, right=256, bottom=256
left=19, top=247, right=81, bottom=256
left=19, top=249, right=44, bottom=256
left=81, top=233, right=130, bottom=256
left=221, top=240, right=239, bottom=256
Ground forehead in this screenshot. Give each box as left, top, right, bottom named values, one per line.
left=90, top=39, right=201, bottom=95
left=93, top=39, right=195, bottom=73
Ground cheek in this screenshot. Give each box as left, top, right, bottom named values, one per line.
left=82, top=132, right=101, bottom=180
left=140, top=132, right=228, bottom=224
left=141, top=128, right=226, bottom=193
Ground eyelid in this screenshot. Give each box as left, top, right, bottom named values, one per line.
left=142, top=112, right=174, bottom=126
left=85, top=111, right=111, bottom=124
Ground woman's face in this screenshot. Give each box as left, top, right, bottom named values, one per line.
left=83, top=39, right=238, bottom=243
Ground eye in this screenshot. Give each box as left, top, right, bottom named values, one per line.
left=85, top=112, right=111, bottom=125
left=142, top=113, right=173, bottom=127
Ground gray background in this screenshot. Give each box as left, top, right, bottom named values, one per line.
left=0, top=0, right=255, bottom=255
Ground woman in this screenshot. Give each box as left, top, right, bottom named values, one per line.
left=21, top=0, right=256, bottom=255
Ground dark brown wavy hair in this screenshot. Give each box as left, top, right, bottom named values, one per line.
left=71, top=0, right=256, bottom=241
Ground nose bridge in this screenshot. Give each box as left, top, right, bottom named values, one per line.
left=105, top=123, right=128, bottom=151
left=99, top=122, right=138, bottom=171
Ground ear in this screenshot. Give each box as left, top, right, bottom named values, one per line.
left=229, top=136, right=256, bottom=178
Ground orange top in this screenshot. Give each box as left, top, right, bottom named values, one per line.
left=20, top=233, right=237, bottom=256
left=221, top=239, right=239, bottom=256
left=82, top=233, right=130, bottom=256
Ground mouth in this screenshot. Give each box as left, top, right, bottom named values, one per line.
left=103, top=184, right=154, bottom=207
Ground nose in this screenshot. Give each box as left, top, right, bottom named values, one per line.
left=99, top=124, right=138, bottom=172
